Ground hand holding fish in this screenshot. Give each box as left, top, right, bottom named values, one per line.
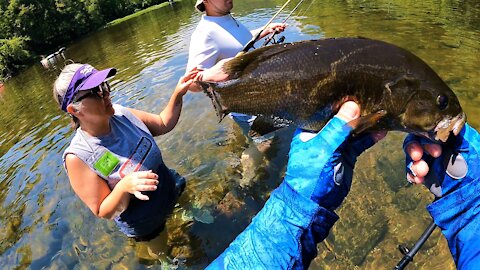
left=207, top=102, right=386, bottom=269
left=404, top=137, right=442, bottom=185
left=187, top=59, right=231, bottom=92
left=404, top=123, right=479, bottom=198
left=197, top=58, right=232, bottom=82
left=285, top=101, right=386, bottom=209
left=175, top=68, right=199, bottom=95
left=403, top=123, right=480, bottom=268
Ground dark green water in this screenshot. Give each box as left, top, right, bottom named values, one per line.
left=1, top=0, right=479, bottom=269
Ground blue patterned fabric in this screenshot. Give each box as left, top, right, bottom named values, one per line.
left=208, top=116, right=376, bottom=269
left=406, top=124, right=480, bottom=269
left=207, top=182, right=333, bottom=270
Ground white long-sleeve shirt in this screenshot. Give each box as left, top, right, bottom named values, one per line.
left=187, top=14, right=252, bottom=71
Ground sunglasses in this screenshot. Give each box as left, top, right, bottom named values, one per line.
left=73, top=82, right=111, bottom=103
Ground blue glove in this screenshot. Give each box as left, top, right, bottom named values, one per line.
left=285, top=116, right=376, bottom=210
left=403, top=123, right=480, bottom=269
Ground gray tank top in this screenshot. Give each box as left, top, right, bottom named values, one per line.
left=63, top=104, right=184, bottom=237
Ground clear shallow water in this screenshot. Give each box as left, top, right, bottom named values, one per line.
left=1, top=0, right=479, bottom=269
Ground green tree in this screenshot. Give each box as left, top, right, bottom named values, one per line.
left=0, top=37, right=30, bottom=81
left=0, top=0, right=170, bottom=80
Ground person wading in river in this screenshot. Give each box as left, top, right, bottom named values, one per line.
left=53, top=63, right=197, bottom=241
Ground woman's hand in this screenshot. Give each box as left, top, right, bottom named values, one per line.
left=119, top=170, right=159, bottom=200
left=175, top=68, right=199, bottom=95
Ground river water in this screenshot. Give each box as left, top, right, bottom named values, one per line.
left=1, top=0, right=479, bottom=269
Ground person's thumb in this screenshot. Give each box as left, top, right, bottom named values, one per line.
left=335, top=101, right=360, bottom=123
left=297, top=101, right=360, bottom=143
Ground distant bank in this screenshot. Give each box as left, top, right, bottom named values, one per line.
left=0, top=0, right=183, bottom=82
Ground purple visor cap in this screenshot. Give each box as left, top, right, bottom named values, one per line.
left=61, top=64, right=117, bottom=112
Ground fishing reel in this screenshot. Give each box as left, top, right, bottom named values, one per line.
left=262, top=33, right=286, bottom=47
left=271, top=35, right=286, bottom=45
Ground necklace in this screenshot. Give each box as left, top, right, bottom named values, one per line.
left=230, top=14, right=239, bottom=27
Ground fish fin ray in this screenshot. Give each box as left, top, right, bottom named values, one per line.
left=196, top=81, right=228, bottom=122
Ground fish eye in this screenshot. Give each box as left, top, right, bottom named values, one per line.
left=436, top=95, right=449, bottom=110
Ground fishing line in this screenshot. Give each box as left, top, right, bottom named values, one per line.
left=297, top=0, right=316, bottom=19
left=262, top=0, right=308, bottom=46
left=282, top=0, right=307, bottom=23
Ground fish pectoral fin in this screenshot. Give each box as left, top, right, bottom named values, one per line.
left=348, top=110, right=388, bottom=135
left=248, top=116, right=290, bottom=138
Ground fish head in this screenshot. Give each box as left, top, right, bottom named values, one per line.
left=400, top=77, right=465, bottom=143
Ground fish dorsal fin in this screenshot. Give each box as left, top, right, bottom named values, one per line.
left=223, top=42, right=306, bottom=78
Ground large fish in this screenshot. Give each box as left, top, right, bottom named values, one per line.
left=197, top=37, right=465, bottom=142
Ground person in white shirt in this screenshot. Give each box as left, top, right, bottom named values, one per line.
left=187, top=0, right=286, bottom=72
left=187, top=0, right=287, bottom=131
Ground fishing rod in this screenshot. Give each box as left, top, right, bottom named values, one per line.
left=262, top=0, right=307, bottom=47
left=394, top=220, right=437, bottom=269
left=239, top=0, right=294, bottom=54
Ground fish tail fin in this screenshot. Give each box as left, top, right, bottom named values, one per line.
left=195, top=81, right=227, bottom=122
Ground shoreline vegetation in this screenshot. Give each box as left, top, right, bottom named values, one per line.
left=0, top=0, right=181, bottom=82
left=106, top=0, right=176, bottom=27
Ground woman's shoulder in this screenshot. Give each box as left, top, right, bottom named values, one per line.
left=112, top=104, right=140, bottom=121
left=63, top=130, right=94, bottom=164
left=112, top=104, right=137, bottom=122
left=112, top=104, right=127, bottom=115
left=112, top=104, right=151, bottom=135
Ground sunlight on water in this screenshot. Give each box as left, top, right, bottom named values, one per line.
left=0, top=0, right=479, bottom=269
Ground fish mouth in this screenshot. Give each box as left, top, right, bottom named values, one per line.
left=433, top=112, right=466, bottom=143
